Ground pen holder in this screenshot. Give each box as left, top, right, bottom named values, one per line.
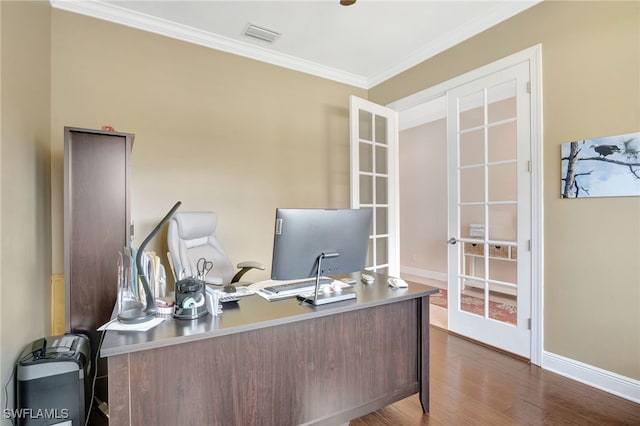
left=173, top=278, right=208, bottom=320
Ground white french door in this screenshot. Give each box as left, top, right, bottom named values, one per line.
left=447, top=61, right=532, bottom=358
left=349, top=96, right=399, bottom=277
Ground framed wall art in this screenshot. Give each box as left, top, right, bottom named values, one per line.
left=561, top=131, right=640, bottom=198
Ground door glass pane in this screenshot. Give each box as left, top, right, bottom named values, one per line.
left=376, top=207, right=388, bottom=235
left=488, top=122, right=516, bottom=163
left=488, top=204, right=517, bottom=241
left=376, top=237, right=388, bottom=265
left=488, top=254, right=516, bottom=283
left=366, top=239, right=374, bottom=268
left=462, top=242, right=485, bottom=279
left=460, top=167, right=484, bottom=203
left=375, top=115, right=387, bottom=144
left=459, top=90, right=485, bottom=130
left=375, top=145, right=387, bottom=174
left=359, top=175, right=373, bottom=204
left=359, top=109, right=372, bottom=141
left=488, top=163, right=516, bottom=202
left=359, top=142, right=373, bottom=173
left=460, top=205, right=484, bottom=239
left=376, top=176, right=387, bottom=204
left=487, top=81, right=516, bottom=123
left=460, top=129, right=484, bottom=167
left=488, top=282, right=517, bottom=325
left=460, top=275, right=485, bottom=317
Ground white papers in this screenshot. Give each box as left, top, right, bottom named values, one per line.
left=98, top=317, right=164, bottom=332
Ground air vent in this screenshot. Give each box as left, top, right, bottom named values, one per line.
left=243, top=23, right=281, bottom=43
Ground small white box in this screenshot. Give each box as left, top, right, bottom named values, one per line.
left=469, top=224, right=485, bottom=238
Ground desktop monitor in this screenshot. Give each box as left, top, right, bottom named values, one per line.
left=271, top=208, right=372, bottom=281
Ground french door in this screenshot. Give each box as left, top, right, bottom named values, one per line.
left=349, top=96, right=399, bottom=277
left=447, top=61, right=532, bottom=358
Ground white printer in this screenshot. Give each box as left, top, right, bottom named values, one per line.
left=16, top=334, right=90, bottom=426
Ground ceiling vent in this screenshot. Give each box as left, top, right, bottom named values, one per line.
left=243, top=23, right=281, bottom=43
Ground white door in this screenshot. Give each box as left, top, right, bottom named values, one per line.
left=349, top=96, right=399, bottom=276
left=447, top=61, right=532, bottom=358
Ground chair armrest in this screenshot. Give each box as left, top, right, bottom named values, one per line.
left=237, top=261, right=265, bottom=270
left=231, top=261, right=265, bottom=283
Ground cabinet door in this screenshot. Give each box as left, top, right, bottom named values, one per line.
left=64, top=128, right=132, bottom=334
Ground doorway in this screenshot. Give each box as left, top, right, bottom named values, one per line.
left=397, top=97, right=449, bottom=329
left=390, top=45, right=543, bottom=363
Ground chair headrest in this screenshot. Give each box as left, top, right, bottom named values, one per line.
left=172, top=211, right=217, bottom=240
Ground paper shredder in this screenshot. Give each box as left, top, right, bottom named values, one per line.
left=16, top=334, right=90, bottom=426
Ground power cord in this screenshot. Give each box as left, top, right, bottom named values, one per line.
left=3, top=367, right=16, bottom=426
left=85, top=329, right=107, bottom=426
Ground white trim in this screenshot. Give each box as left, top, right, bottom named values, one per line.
left=388, top=46, right=543, bottom=113
left=528, top=45, right=544, bottom=367
left=49, top=0, right=541, bottom=90
left=388, top=45, right=544, bottom=365
left=367, top=1, right=541, bottom=88
left=400, top=266, right=448, bottom=283
left=543, top=351, right=640, bottom=404
left=50, top=0, right=367, bottom=88
left=399, top=82, right=516, bottom=131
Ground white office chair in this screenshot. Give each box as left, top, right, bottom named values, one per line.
left=167, top=211, right=264, bottom=288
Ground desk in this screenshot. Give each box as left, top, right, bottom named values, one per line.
left=101, top=274, right=438, bottom=425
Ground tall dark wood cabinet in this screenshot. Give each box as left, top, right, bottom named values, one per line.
left=64, top=127, right=133, bottom=424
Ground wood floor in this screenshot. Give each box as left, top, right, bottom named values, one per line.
left=351, top=327, right=640, bottom=425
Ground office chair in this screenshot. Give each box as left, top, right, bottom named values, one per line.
left=167, top=211, right=264, bottom=290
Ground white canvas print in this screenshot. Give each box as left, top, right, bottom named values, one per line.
left=561, top=132, right=640, bottom=198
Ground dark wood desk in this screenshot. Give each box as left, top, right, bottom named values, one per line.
left=101, top=274, right=438, bottom=425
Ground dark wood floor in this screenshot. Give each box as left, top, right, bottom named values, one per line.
left=351, top=327, right=640, bottom=425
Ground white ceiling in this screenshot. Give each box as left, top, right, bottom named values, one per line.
left=50, top=0, right=540, bottom=89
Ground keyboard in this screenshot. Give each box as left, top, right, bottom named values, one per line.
left=253, top=278, right=335, bottom=301
left=263, top=278, right=333, bottom=295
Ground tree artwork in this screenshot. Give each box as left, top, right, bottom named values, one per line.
left=561, top=132, right=640, bottom=198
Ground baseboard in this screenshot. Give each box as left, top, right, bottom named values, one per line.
left=400, top=266, right=447, bottom=283
left=401, top=267, right=640, bottom=404
left=542, top=351, right=640, bottom=404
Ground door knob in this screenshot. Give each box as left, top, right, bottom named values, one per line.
left=447, top=237, right=457, bottom=245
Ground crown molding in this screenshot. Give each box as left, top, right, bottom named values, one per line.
left=50, top=0, right=369, bottom=88
left=50, top=0, right=540, bottom=90
left=368, top=1, right=541, bottom=87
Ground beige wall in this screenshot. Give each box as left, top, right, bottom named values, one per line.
left=399, top=119, right=448, bottom=277
left=1, top=4, right=366, bottom=414
left=1, top=0, right=638, bottom=413
left=0, top=1, right=51, bottom=417
left=49, top=10, right=366, bottom=282
left=372, top=1, right=640, bottom=379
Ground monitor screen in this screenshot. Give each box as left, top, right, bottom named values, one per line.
left=271, top=208, right=372, bottom=280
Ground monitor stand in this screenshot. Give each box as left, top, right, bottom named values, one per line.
left=297, top=289, right=357, bottom=306
left=296, top=251, right=357, bottom=306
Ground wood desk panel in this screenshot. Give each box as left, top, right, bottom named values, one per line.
left=105, top=276, right=437, bottom=425
left=110, top=299, right=420, bottom=426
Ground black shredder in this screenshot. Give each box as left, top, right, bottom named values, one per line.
left=16, top=334, right=90, bottom=426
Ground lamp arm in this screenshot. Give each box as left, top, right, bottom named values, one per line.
left=136, top=201, right=182, bottom=314
left=119, top=201, right=182, bottom=323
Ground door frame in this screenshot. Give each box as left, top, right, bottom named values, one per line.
left=386, top=45, right=543, bottom=365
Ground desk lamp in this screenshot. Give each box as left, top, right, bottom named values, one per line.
left=118, top=201, right=182, bottom=324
